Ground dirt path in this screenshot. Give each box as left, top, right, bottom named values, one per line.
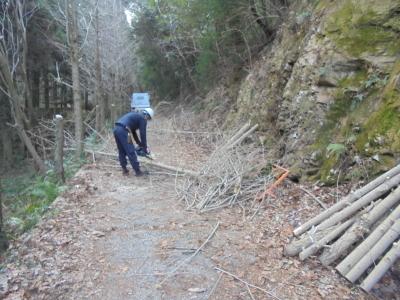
left=2, top=117, right=395, bottom=299
left=3, top=163, right=376, bottom=300
left=68, top=168, right=219, bottom=299
left=3, top=167, right=215, bottom=299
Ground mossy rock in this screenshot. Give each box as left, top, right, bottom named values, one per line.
left=310, top=83, right=399, bottom=183
left=355, top=61, right=400, bottom=155
left=324, top=0, right=400, bottom=57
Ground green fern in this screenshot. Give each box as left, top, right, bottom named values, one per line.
left=326, top=143, right=346, bottom=158
left=365, top=73, right=389, bottom=89
left=3, top=154, right=80, bottom=236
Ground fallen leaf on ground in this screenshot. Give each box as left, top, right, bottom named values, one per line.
left=91, top=231, right=105, bottom=237
left=188, top=287, right=207, bottom=293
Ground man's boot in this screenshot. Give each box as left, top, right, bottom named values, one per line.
left=135, top=169, right=149, bottom=177
left=122, top=168, right=129, bottom=176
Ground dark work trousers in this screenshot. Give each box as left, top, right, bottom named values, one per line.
left=113, top=125, right=140, bottom=173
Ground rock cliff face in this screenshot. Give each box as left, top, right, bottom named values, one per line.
left=217, top=0, right=400, bottom=183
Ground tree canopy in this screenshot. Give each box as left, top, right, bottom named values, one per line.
left=129, top=0, right=290, bottom=98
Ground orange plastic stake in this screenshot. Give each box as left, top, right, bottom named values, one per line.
left=256, top=165, right=289, bottom=200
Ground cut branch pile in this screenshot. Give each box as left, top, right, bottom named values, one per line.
left=284, top=164, right=400, bottom=292
left=27, top=119, right=80, bottom=161
left=27, top=118, right=102, bottom=160
left=177, top=122, right=276, bottom=212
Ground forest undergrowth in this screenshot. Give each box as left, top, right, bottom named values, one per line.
left=1, top=156, right=84, bottom=241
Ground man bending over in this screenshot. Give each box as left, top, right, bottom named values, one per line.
left=113, top=108, right=154, bottom=176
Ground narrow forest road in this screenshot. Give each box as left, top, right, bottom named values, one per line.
left=2, top=117, right=387, bottom=299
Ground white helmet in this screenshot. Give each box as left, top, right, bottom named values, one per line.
left=142, top=107, right=154, bottom=119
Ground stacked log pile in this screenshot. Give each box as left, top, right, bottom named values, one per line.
left=285, top=164, right=400, bottom=292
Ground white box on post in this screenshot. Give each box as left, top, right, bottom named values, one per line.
left=131, top=93, right=150, bottom=112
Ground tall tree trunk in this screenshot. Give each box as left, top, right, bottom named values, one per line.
left=104, top=92, right=109, bottom=120
left=1, top=128, right=13, bottom=169
left=84, top=90, right=89, bottom=110
left=44, top=68, right=49, bottom=110
left=54, top=115, right=65, bottom=182
left=95, top=3, right=105, bottom=133
left=32, top=69, right=40, bottom=108
left=66, top=0, right=84, bottom=158
left=60, top=83, right=66, bottom=109
left=15, top=0, right=35, bottom=127
left=0, top=52, right=46, bottom=173
left=0, top=179, right=8, bottom=251
left=0, top=179, right=3, bottom=230
left=51, top=79, right=58, bottom=111
left=12, top=93, right=46, bottom=173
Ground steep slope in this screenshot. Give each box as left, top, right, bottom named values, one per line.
left=207, top=0, right=400, bottom=183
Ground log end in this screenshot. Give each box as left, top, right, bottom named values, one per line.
left=283, top=244, right=302, bottom=257
left=319, top=250, right=336, bottom=267
left=293, top=228, right=304, bottom=237
left=335, top=263, right=351, bottom=277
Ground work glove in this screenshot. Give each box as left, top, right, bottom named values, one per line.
left=136, top=147, right=148, bottom=157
